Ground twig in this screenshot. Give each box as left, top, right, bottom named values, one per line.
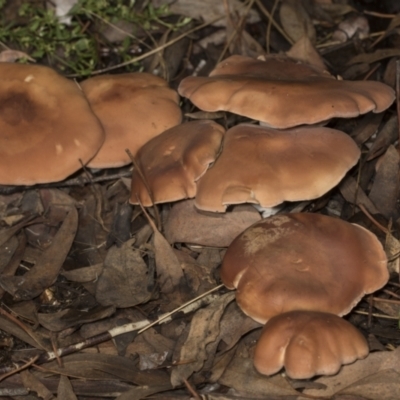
left=0, top=355, right=39, bottom=382
left=357, top=203, right=390, bottom=235
left=68, top=15, right=226, bottom=77
left=126, top=148, right=161, bottom=231
left=0, top=286, right=224, bottom=374
left=254, top=0, right=294, bottom=45
left=266, top=0, right=280, bottom=54
left=354, top=310, right=399, bottom=320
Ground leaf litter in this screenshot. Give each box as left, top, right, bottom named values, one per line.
left=0, top=0, right=400, bottom=399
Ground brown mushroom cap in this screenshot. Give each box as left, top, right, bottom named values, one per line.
left=0, top=63, right=105, bottom=185
left=129, top=120, right=225, bottom=206
left=221, top=213, right=388, bottom=323
left=254, top=310, right=369, bottom=379
left=80, top=73, right=182, bottom=168
left=178, top=55, right=395, bottom=128
left=195, top=124, right=360, bottom=212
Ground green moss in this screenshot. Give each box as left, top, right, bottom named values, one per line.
left=0, top=0, right=184, bottom=76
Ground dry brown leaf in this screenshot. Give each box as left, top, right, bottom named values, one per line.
left=218, top=355, right=300, bottom=397
left=57, top=375, right=78, bottom=400
left=385, top=232, right=400, bottom=274
left=141, top=207, right=187, bottom=298
left=21, top=370, right=54, bottom=400
left=116, top=384, right=173, bottom=400
left=43, top=353, right=171, bottom=385
left=279, top=0, right=316, bottom=43
left=286, top=35, right=326, bottom=71
left=164, top=200, right=261, bottom=247
left=369, top=145, right=400, bottom=219
left=339, top=176, right=379, bottom=215
left=170, top=291, right=235, bottom=386
left=95, top=238, right=153, bottom=308
left=38, top=305, right=115, bottom=332
left=60, top=263, right=103, bottom=283
left=304, top=347, right=400, bottom=397
left=0, top=49, right=34, bottom=62
left=348, top=49, right=400, bottom=65
left=0, top=206, right=78, bottom=300
left=367, top=115, right=398, bottom=161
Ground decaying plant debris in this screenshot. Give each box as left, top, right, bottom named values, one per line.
left=1, top=0, right=400, bottom=399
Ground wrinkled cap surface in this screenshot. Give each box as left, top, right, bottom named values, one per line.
left=195, top=124, right=360, bottom=212
left=254, top=310, right=369, bottom=379
left=81, top=73, right=182, bottom=168
left=130, top=120, right=225, bottom=206
left=0, top=63, right=105, bottom=185
left=178, top=55, right=395, bottom=128
left=221, top=213, right=388, bottom=323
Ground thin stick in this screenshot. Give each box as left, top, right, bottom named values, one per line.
left=0, top=355, right=39, bottom=382
left=254, top=0, right=294, bottom=45
left=357, top=203, right=390, bottom=235
left=354, top=310, right=399, bottom=320
left=266, top=0, right=280, bottom=54
left=126, top=148, right=161, bottom=231
left=68, top=15, right=226, bottom=77
left=0, top=286, right=224, bottom=374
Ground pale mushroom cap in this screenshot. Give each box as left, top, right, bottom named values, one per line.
left=0, top=63, right=105, bottom=185
left=221, top=213, right=388, bottom=323
left=129, top=120, right=225, bottom=206
left=80, top=73, right=182, bottom=168
left=254, top=310, right=369, bottom=379
left=178, top=55, right=395, bottom=128
left=195, top=124, right=360, bottom=212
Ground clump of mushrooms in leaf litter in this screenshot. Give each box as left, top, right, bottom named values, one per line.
left=0, top=51, right=395, bottom=382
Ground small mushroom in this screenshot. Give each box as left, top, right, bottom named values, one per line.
left=195, top=124, right=360, bottom=212
left=221, top=213, right=388, bottom=324
left=0, top=62, right=104, bottom=185
left=129, top=120, right=225, bottom=206
left=253, top=310, right=369, bottom=379
left=178, top=54, right=395, bottom=128
left=80, top=73, right=182, bottom=168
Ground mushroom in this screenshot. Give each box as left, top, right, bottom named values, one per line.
left=221, top=213, right=388, bottom=324
left=80, top=72, right=182, bottom=168
left=253, top=310, right=369, bottom=379
left=129, top=120, right=225, bottom=206
left=0, top=62, right=105, bottom=185
left=195, top=124, right=360, bottom=212
left=178, top=54, right=395, bottom=128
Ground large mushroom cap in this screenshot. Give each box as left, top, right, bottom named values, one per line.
left=80, top=73, right=182, bottom=168
left=178, top=55, right=395, bottom=128
left=0, top=63, right=105, bottom=185
left=130, top=120, right=225, bottom=206
left=254, top=310, right=369, bottom=379
left=221, top=213, right=388, bottom=323
left=195, top=124, right=360, bottom=212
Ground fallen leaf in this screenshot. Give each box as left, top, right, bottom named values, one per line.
left=279, top=0, right=316, bottom=43
left=57, top=375, right=78, bottom=400
left=286, top=35, right=326, bottom=71
left=0, top=207, right=78, bottom=300
left=38, top=305, right=115, bottom=332
left=95, top=238, right=153, bottom=308
left=369, top=145, right=400, bottom=219
left=164, top=200, right=261, bottom=247
left=170, top=291, right=235, bottom=386
left=304, top=347, right=400, bottom=397
left=348, top=48, right=400, bottom=65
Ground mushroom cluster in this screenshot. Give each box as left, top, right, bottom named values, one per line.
left=128, top=54, right=394, bottom=216
left=0, top=63, right=182, bottom=185
left=221, top=213, right=389, bottom=379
